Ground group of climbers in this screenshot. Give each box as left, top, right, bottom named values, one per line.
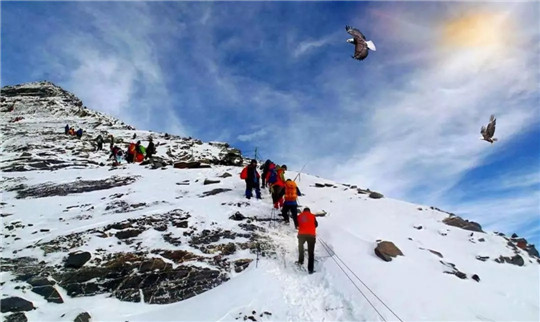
left=61, top=125, right=158, bottom=166
left=65, top=124, right=83, bottom=139
left=240, top=159, right=317, bottom=274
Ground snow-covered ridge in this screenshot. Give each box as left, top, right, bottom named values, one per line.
left=1, top=82, right=539, bottom=321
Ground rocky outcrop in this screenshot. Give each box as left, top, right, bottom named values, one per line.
left=11, top=176, right=137, bottom=199
left=0, top=297, right=35, bottom=313
left=65, top=251, right=92, bottom=269
left=442, top=216, right=484, bottom=233
left=368, top=192, right=384, bottom=199
left=74, top=312, right=91, bottom=322
left=495, top=255, right=524, bottom=266
left=374, top=241, right=403, bottom=262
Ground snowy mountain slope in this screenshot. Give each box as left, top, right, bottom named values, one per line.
left=1, top=82, right=539, bottom=321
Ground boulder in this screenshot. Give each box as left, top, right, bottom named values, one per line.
left=65, top=251, right=91, bottom=269
left=229, top=212, right=246, bottom=221
left=374, top=241, right=403, bottom=262
left=4, top=312, right=27, bottom=322
left=368, top=192, right=384, bottom=199
left=74, top=312, right=91, bottom=322
left=442, top=216, right=484, bottom=233
left=173, top=162, right=211, bottom=169
left=526, top=245, right=539, bottom=258
left=31, top=285, right=63, bottom=303
left=0, top=297, right=35, bottom=313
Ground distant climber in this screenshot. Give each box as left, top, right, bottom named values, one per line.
left=68, top=127, right=75, bottom=136
left=269, top=164, right=286, bottom=209
left=134, top=140, right=145, bottom=162
left=126, top=142, right=136, bottom=163
left=109, top=135, right=114, bottom=151
left=109, top=146, right=124, bottom=166
left=282, top=178, right=301, bottom=227
left=297, top=207, right=318, bottom=274
left=76, top=128, right=83, bottom=139
left=64, top=124, right=69, bottom=134
left=240, top=159, right=261, bottom=199
left=95, top=135, right=104, bottom=151
left=260, top=159, right=272, bottom=188
left=145, top=138, right=156, bottom=160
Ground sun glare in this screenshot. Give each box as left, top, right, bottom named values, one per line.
left=442, top=12, right=511, bottom=49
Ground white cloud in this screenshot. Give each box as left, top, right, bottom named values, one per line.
left=293, top=35, right=334, bottom=58
left=237, top=128, right=268, bottom=142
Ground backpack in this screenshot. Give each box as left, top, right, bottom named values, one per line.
left=240, top=167, right=248, bottom=180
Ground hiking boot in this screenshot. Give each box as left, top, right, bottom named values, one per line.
left=309, top=270, right=314, bottom=274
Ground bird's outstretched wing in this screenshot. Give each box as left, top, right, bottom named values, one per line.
left=354, top=41, right=369, bottom=60
left=486, top=115, right=496, bottom=138
left=346, top=25, right=367, bottom=40
left=480, top=125, right=487, bottom=136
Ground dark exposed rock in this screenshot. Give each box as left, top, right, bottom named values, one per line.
left=472, top=274, right=480, bottom=282
left=3, top=312, right=27, bottom=322
left=200, top=188, right=232, bottom=197
left=511, top=233, right=519, bottom=238
left=115, top=229, right=143, bottom=240
left=74, top=312, right=91, bottom=322
left=476, top=255, right=490, bottom=262
left=442, top=216, right=484, bottom=233
left=413, top=225, right=423, bottom=230
left=31, top=285, right=63, bottom=303
left=374, top=241, right=403, bottom=262
left=526, top=245, right=539, bottom=258
left=495, top=255, right=525, bottom=266
left=314, top=183, right=325, bottom=188
left=0, top=297, right=35, bottom=313
left=203, top=179, right=221, bottom=185
left=220, top=172, right=232, bottom=178
left=229, top=211, right=246, bottom=221
left=65, top=251, right=91, bottom=269
left=234, top=259, right=253, bottom=273
left=157, top=250, right=200, bottom=263
left=14, top=176, right=137, bottom=199
left=428, top=249, right=443, bottom=258
left=368, top=192, right=384, bottom=199
left=174, top=162, right=211, bottom=169
left=478, top=238, right=485, bottom=242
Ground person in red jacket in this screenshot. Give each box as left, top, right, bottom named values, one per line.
left=297, top=207, right=318, bottom=274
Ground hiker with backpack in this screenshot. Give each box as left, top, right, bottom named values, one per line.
left=76, top=128, right=83, bottom=139
left=95, top=135, right=104, bottom=151
left=297, top=207, right=318, bottom=274
left=282, top=178, right=302, bottom=227
left=145, top=138, right=156, bottom=160
left=260, top=160, right=272, bottom=188
left=240, top=159, right=261, bottom=199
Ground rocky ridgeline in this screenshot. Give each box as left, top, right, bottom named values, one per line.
left=0, top=81, right=243, bottom=173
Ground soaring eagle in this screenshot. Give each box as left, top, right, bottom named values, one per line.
left=345, top=25, right=376, bottom=61
left=480, top=115, right=497, bottom=144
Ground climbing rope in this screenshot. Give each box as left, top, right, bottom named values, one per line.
left=318, top=238, right=404, bottom=322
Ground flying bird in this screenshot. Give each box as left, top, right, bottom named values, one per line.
left=345, top=25, right=376, bottom=61
left=480, top=115, right=498, bottom=144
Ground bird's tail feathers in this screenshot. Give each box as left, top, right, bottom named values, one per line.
left=366, top=40, right=376, bottom=51
left=492, top=138, right=498, bottom=142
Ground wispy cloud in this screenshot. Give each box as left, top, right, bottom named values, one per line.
left=293, top=35, right=335, bottom=58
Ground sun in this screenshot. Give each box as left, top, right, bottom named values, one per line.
left=442, top=12, right=511, bottom=50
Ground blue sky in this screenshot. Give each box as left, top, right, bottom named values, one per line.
left=2, top=2, right=539, bottom=244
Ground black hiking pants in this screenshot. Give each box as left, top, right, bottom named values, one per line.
left=281, top=204, right=298, bottom=227
left=298, top=234, right=316, bottom=273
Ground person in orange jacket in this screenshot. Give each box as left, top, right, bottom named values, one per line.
left=282, top=178, right=301, bottom=227
left=297, top=207, right=318, bottom=274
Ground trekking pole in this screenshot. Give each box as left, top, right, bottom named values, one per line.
left=293, top=162, right=309, bottom=182
left=256, top=242, right=260, bottom=268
